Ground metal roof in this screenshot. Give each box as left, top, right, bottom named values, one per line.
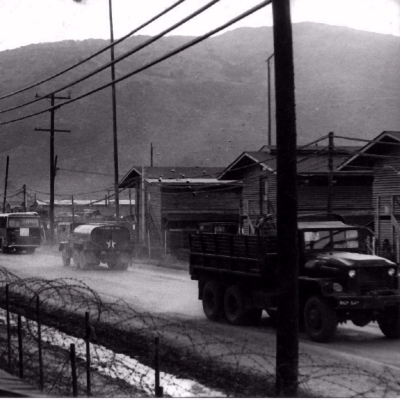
left=119, top=166, right=224, bottom=188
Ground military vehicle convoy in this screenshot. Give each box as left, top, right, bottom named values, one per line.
left=59, top=223, right=133, bottom=270
left=189, top=220, right=400, bottom=342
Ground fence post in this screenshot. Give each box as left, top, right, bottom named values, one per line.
left=154, top=337, right=163, bottom=398
left=36, top=296, right=44, bottom=391
left=70, top=344, right=78, bottom=397
left=6, top=284, right=11, bottom=371
left=85, top=311, right=91, bottom=397
left=17, top=314, right=23, bottom=379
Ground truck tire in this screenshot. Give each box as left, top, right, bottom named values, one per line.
left=62, top=249, right=71, bottom=266
left=304, top=296, right=338, bottom=342
left=116, top=252, right=130, bottom=270
left=202, top=281, right=224, bottom=321
left=1, top=242, right=8, bottom=254
left=79, top=251, right=93, bottom=271
left=224, top=285, right=248, bottom=325
left=378, top=306, right=400, bottom=339
left=73, top=250, right=81, bottom=269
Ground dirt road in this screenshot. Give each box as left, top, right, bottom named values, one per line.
left=1, top=247, right=400, bottom=397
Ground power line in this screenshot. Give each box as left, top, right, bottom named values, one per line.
left=0, top=0, right=187, bottom=102
left=0, top=0, right=220, bottom=116
left=0, top=0, right=271, bottom=126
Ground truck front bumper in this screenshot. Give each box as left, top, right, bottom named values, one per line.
left=333, top=293, right=400, bottom=310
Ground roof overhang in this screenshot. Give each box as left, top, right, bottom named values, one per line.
left=338, top=131, right=400, bottom=171
left=218, top=152, right=273, bottom=179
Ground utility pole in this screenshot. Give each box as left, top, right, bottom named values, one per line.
left=23, top=185, right=27, bottom=212
left=150, top=143, right=154, bottom=167
left=327, top=132, right=334, bottom=214
left=35, top=93, right=70, bottom=245
left=109, top=0, right=120, bottom=220
left=266, top=53, right=274, bottom=146
left=71, top=196, right=75, bottom=225
left=272, top=0, right=299, bottom=396
left=141, top=166, right=146, bottom=243
left=2, top=156, right=9, bottom=213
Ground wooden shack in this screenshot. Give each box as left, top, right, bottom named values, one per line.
left=339, top=131, right=400, bottom=260
left=219, top=142, right=373, bottom=234
left=119, top=166, right=242, bottom=257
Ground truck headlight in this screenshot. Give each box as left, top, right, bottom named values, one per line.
left=388, top=268, right=396, bottom=276
left=333, top=283, right=343, bottom=292
left=349, top=270, right=356, bottom=278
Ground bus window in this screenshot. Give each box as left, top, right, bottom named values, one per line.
left=8, top=217, right=40, bottom=228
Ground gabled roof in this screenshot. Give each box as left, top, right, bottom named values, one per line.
left=338, top=131, right=400, bottom=171
left=218, top=151, right=273, bottom=180
left=218, top=145, right=366, bottom=180
left=119, top=166, right=224, bottom=188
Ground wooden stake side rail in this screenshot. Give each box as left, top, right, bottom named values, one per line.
left=189, top=233, right=277, bottom=275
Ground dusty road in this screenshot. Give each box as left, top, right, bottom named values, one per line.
left=1, top=247, right=400, bottom=396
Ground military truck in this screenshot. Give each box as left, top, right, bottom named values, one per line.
left=59, top=223, right=133, bottom=270
left=189, top=220, right=400, bottom=342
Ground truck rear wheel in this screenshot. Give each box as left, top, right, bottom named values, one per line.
left=116, top=252, right=130, bottom=270
left=378, top=306, right=400, bottom=339
left=224, top=285, right=248, bottom=325
left=304, top=296, right=338, bottom=342
left=202, top=281, right=224, bottom=321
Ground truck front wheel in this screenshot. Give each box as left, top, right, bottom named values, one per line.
left=202, top=281, right=224, bottom=321
left=224, top=285, right=247, bottom=325
left=304, top=296, right=338, bottom=342
left=378, top=306, right=400, bottom=339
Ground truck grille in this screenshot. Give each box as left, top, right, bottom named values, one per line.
left=359, top=267, right=388, bottom=293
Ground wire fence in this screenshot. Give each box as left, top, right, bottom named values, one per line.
left=0, top=267, right=399, bottom=397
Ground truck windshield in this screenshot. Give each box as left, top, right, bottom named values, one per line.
left=8, top=217, right=40, bottom=228
left=304, top=229, right=359, bottom=250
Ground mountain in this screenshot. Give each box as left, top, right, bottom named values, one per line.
left=0, top=22, right=399, bottom=200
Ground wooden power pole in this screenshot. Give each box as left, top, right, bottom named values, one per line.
left=2, top=156, right=9, bottom=213
left=327, top=132, right=334, bottom=214
left=35, top=93, right=70, bottom=244
left=272, top=0, right=299, bottom=396
left=108, top=0, right=120, bottom=220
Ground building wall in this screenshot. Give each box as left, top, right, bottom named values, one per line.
left=372, top=153, right=400, bottom=255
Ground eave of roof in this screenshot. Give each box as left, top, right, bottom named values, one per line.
left=218, top=151, right=273, bottom=179
left=338, top=131, right=400, bottom=170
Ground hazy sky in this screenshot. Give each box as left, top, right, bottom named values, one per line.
left=0, top=0, right=399, bottom=51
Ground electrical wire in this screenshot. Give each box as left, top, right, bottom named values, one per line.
left=0, top=0, right=221, bottom=116
left=0, top=0, right=271, bottom=126
left=0, top=0, right=187, bottom=102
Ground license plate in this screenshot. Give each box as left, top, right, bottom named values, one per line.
left=20, top=228, right=29, bottom=236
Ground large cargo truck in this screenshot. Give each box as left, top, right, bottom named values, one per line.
left=189, top=220, right=400, bottom=342
left=59, top=223, right=133, bottom=270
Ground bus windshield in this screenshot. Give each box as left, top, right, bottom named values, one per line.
left=8, top=217, right=40, bottom=228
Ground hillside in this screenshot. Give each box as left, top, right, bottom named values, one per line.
left=0, top=22, right=399, bottom=200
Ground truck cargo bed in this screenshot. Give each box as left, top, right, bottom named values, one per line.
left=189, top=233, right=277, bottom=276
